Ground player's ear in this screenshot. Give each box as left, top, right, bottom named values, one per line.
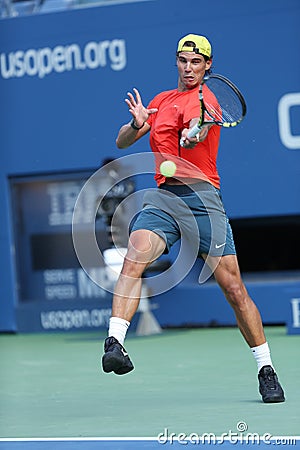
left=205, top=58, right=213, bottom=70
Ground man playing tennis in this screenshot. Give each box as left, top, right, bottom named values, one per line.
left=102, top=34, right=285, bottom=403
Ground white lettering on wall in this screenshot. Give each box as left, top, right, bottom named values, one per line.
left=0, top=39, right=126, bottom=80
left=47, top=181, right=97, bottom=226
left=77, top=268, right=107, bottom=298
left=40, top=308, right=111, bottom=330
left=291, top=298, right=300, bottom=328
left=42, top=268, right=110, bottom=300
left=278, top=93, right=300, bottom=150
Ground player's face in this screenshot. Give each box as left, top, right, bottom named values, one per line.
left=177, top=52, right=212, bottom=91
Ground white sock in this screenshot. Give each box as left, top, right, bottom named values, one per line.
left=108, top=317, right=130, bottom=346
left=251, top=342, right=273, bottom=372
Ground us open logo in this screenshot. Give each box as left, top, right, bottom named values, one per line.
left=0, top=38, right=127, bottom=79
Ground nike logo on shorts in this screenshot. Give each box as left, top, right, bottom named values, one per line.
left=215, top=243, right=226, bottom=249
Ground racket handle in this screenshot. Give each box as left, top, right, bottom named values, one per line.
left=180, top=124, right=202, bottom=147
left=187, top=124, right=203, bottom=138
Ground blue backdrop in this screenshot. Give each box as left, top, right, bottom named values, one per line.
left=1, top=0, right=300, bottom=331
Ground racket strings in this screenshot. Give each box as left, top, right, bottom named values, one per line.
left=204, top=78, right=244, bottom=124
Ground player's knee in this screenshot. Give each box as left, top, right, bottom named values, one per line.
left=126, top=232, right=163, bottom=268
left=223, top=281, right=248, bottom=310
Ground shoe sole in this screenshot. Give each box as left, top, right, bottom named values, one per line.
left=102, top=353, right=134, bottom=375
left=262, top=396, right=285, bottom=403
left=259, top=386, right=285, bottom=403
left=114, top=365, right=134, bottom=375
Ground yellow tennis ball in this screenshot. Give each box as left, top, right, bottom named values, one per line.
left=160, top=160, right=177, bottom=177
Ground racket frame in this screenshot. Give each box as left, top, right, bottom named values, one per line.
left=185, top=73, right=247, bottom=140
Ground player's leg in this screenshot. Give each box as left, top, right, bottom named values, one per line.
left=211, top=254, right=265, bottom=347
left=207, top=253, right=285, bottom=403
left=102, top=229, right=166, bottom=375
left=194, top=181, right=285, bottom=403
left=112, top=229, right=167, bottom=321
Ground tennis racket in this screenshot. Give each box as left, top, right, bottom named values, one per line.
left=180, top=73, right=247, bottom=146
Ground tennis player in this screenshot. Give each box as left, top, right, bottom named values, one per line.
left=102, top=34, right=285, bottom=403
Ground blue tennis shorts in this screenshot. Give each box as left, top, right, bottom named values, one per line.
left=130, top=181, right=236, bottom=258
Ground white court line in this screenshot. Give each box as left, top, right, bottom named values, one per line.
left=0, top=436, right=299, bottom=441
left=0, top=437, right=157, bottom=442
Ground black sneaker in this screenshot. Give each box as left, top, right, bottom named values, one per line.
left=258, top=365, right=285, bottom=403
left=102, top=336, right=134, bottom=375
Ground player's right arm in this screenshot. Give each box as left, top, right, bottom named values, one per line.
left=116, top=120, right=150, bottom=149
left=116, top=88, right=157, bottom=149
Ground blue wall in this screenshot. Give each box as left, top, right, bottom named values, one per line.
left=1, top=0, right=300, bottom=331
